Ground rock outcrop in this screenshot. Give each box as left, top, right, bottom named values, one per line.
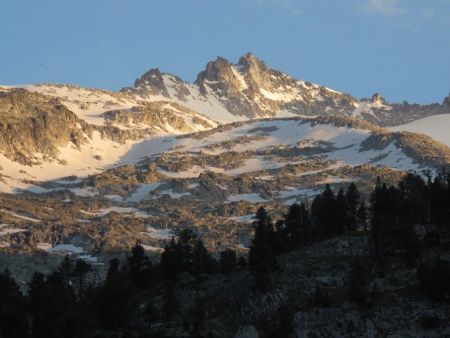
left=0, top=89, right=92, bottom=165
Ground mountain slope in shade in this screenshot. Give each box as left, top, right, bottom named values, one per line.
left=390, top=114, right=450, bottom=147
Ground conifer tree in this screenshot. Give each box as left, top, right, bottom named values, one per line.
left=0, top=269, right=29, bottom=338
left=192, top=239, right=215, bottom=275
left=285, top=202, right=311, bottom=249
left=161, top=238, right=182, bottom=280
left=336, top=188, right=348, bottom=235
left=72, top=259, right=91, bottom=302
left=356, top=200, right=368, bottom=231
left=346, top=183, right=360, bottom=232
left=249, top=206, right=277, bottom=292
left=219, top=249, right=237, bottom=273
left=127, top=243, right=152, bottom=289
left=95, top=259, right=137, bottom=329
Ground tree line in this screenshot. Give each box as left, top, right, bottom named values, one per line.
left=0, top=173, right=449, bottom=337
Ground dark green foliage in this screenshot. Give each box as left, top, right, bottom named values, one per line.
left=420, top=315, right=441, bottom=330
left=429, top=173, right=450, bottom=235
left=127, top=243, right=154, bottom=290
left=188, top=298, right=206, bottom=338
left=238, top=255, right=248, bottom=270
left=59, top=255, right=74, bottom=287
left=356, top=200, right=368, bottom=231
left=336, top=188, right=348, bottom=235
left=370, top=176, right=423, bottom=261
left=162, top=280, right=177, bottom=322
left=312, top=184, right=338, bottom=239
left=28, top=271, right=80, bottom=338
left=249, top=207, right=277, bottom=292
left=347, top=257, right=370, bottom=308
left=219, top=249, right=237, bottom=273
left=284, top=202, right=311, bottom=250
left=73, top=258, right=91, bottom=302
left=266, top=305, right=296, bottom=338
left=417, top=258, right=450, bottom=302
left=0, top=269, right=29, bottom=338
left=94, top=259, right=137, bottom=329
left=161, top=231, right=218, bottom=279
left=192, top=239, right=216, bottom=275
left=346, top=183, right=360, bottom=232
left=249, top=206, right=276, bottom=271
left=312, top=285, right=331, bottom=308
left=161, top=238, right=183, bottom=280
left=145, top=301, right=158, bottom=327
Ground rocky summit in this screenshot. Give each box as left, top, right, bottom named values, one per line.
left=124, top=53, right=450, bottom=125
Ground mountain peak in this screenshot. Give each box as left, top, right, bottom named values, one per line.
left=371, top=93, right=385, bottom=104
left=237, top=52, right=267, bottom=72
left=195, top=56, right=232, bottom=84
left=443, top=92, right=450, bottom=108
left=132, top=67, right=170, bottom=97
left=195, top=53, right=268, bottom=85
left=194, top=56, right=243, bottom=96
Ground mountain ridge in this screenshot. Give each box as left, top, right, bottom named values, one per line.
left=122, top=53, right=450, bottom=126
left=0, top=53, right=449, bottom=195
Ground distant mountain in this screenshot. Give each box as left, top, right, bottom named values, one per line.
left=122, top=53, right=450, bottom=126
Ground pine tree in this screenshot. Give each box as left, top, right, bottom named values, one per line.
left=95, top=259, right=137, bottom=329
left=161, top=238, right=182, bottom=280
left=127, top=243, right=152, bottom=289
left=192, top=239, right=215, bottom=275
left=249, top=207, right=277, bottom=292
left=219, top=249, right=237, bottom=273
left=249, top=207, right=276, bottom=271
left=356, top=201, right=368, bottom=231
left=346, top=183, right=360, bottom=232
left=72, top=259, right=91, bottom=302
left=238, top=256, right=248, bottom=270
left=162, top=280, right=178, bottom=323
left=285, top=203, right=311, bottom=249
left=417, top=258, right=450, bottom=302
left=336, top=188, right=348, bottom=235
left=0, top=269, right=29, bottom=338
left=58, top=256, right=74, bottom=288
left=28, top=271, right=77, bottom=338
left=312, top=184, right=337, bottom=239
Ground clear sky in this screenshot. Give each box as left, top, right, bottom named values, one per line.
left=1, top=0, right=449, bottom=104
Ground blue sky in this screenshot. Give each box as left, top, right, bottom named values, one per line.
left=1, top=0, right=449, bottom=103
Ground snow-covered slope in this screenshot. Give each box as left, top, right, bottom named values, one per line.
left=17, top=84, right=218, bottom=131
left=2, top=115, right=448, bottom=194
left=0, top=87, right=217, bottom=192
left=390, top=114, right=450, bottom=147
left=134, top=118, right=433, bottom=177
